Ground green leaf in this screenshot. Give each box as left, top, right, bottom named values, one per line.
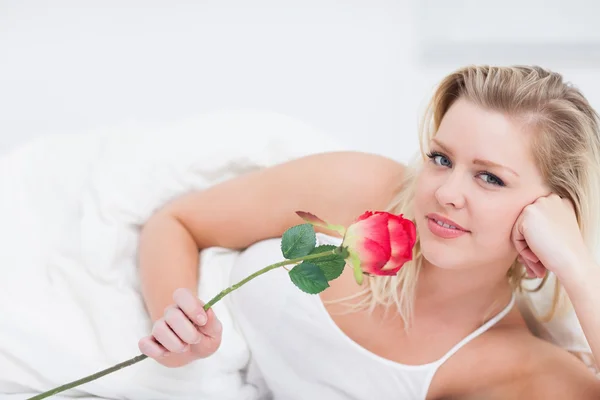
left=288, top=261, right=330, bottom=294
left=281, top=223, right=316, bottom=259
left=309, top=245, right=346, bottom=281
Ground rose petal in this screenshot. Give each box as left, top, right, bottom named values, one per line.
left=354, top=237, right=390, bottom=274
left=346, top=213, right=391, bottom=257
left=343, top=211, right=416, bottom=277
left=355, top=211, right=374, bottom=222
left=344, top=213, right=392, bottom=275
left=387, top=215, right=416, bottom=263
left=371, top=263, right=402, bottom=275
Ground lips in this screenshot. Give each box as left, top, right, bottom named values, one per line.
left=426, top=213, right=468, bottom=232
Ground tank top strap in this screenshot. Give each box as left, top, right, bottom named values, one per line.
left=434, top=293, right=516, bottom=367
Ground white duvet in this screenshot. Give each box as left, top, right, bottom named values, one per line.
left=0, top=110, right=594, bottom=400
left=0, top=111, right=344, bottom=399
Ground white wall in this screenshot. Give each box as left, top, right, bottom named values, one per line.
left=2, top=0, right=600, bottom=163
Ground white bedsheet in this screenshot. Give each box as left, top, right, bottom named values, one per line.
left=0, top=110, right=595, bottom=400
left=0, top=111, right=344, bottom=399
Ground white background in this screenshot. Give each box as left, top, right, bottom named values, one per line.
left=2, top=0, right=600, bottom=163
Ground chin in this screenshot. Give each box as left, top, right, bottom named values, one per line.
left=419, top=235, right=469, bottom=270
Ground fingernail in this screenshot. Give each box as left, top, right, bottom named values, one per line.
left=197, top=313, right=207, bottom=326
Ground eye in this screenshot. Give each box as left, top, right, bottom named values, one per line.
left=426, top=151, right=452, bottom=167
left=479, top=172, right=505, bottom=187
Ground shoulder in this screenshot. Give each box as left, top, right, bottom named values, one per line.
left=512, top=337, right=600, bottom=399
left=446, top=327, right=600, bottom=399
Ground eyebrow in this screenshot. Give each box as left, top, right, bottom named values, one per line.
left=431, top=138, right=520, bottom=178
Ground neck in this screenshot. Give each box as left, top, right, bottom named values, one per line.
left=414, top=259, right=514, bottom=326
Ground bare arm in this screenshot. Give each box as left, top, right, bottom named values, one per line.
left=138, top=213, right=202, bottom=322
left=137, top=150, right=405, bottom=366
left=563, top=261, right=600, bottom=374
left=509, top=194, right=600, bottom=383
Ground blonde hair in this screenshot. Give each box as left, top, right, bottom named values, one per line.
left=340, top=65, right=600, bottom=327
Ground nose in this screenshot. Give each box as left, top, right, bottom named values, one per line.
left=434, top=170, right=466, bottom=209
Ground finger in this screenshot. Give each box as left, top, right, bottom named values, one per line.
left=519, top=248, right=539, bottom=263
left=173, top=288, right=208, bottom=327
left=511, top=207, right=525, bottom=239
left=525, top=267, right=535, bottom=278
left=513, top=239, right=528, bottom=255
left=190, top=308, right=223, bottom=359
left=197, top=307, right=223, bottom=339
left=138, top=336, right=168, bottom=359
left=529, top=261, right=547, bottom=279
left=511, top=210, right=527, bottom=252
left=518, top=256, right=535, bottom=278
left=164, top=305, right=202, bottom=345
left=522, top=257, right=547, bottom=279
left=152, top=319, right=189, bottom=353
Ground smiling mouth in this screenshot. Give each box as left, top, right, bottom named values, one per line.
left=431, top=218, right=460, bottom=230
left=426, top=217, right=470, bottom=238
left=426, top=214, right=469, bottom=232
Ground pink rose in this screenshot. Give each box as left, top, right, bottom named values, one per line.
left=343, top=211, right=416, bottom=277
left=296, top=210, right=416, bottom=283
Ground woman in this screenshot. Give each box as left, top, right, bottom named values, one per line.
left=137, top=65, right=600, bottom=399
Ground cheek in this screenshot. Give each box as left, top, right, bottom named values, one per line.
left=472, top=199, right=521, bottom=247
left=413, top=170, right=436, bottom=209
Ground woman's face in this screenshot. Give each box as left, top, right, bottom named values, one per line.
left=413, top=98, right=550, bottom=273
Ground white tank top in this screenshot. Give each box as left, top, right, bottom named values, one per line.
left=228, top=233, right=516, bottom=400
